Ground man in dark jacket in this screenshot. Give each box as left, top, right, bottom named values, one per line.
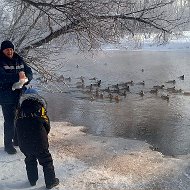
left=16, top=93, right=59, bottom=189
left=0, top=40, right=33, bottom=154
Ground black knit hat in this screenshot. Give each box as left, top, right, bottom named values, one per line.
left=1, top=40, right=14, bottom=51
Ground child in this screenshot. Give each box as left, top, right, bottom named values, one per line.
left=15, top=89, right=59, bottom=189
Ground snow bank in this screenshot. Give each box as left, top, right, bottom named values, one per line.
left=0, top=113, right=190, bottom=189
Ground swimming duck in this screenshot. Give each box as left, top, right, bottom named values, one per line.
left=161, top=94, right=169, bottom=101
left=65, top=77, right=71, bottom=82
left=107, top=93, right=114, bottom=101
left=126, top=80, right=134, bottom=85
left=139, top=90, right=144, bottom=96
left=119, top=90, right=127, bottom=97
left=99, top=93, right=104, bottom=99
left=166, top=80, right=176, bottom=84
left=153, top=85, right=164, bottom=89
left=183, top=92, right=190, bottom=96
left=114, top=95, right=121, bottom=102
left=172, top=89, right=182, bottom=93
left=89, top=77, right=97, bottom=80
left=136, top=81, right=145, bottom=85
left=149, top=89, right=158, bottom=94
left=104, top=87, right=111, bottom=93
left=179, top=75, right=184, bottom=80
left=92, top=80, right=101, bottom=87
left=124, top=85, right=130, bottom=91
left=95, top=88, right=100, bottom=97
left=166, top=86, right=175, bottom=91
left=86, top=84, right=93, bottom=91
left=56, top=75, right=64, bottom=82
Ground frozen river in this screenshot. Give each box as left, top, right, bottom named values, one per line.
left=43, top=50, right=190, bottom=156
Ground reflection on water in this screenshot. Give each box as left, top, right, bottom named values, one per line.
left=43, top=50, right=190, bottom=156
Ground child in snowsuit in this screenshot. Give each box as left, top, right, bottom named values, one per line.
left=15, top=90, right=59, bottom=189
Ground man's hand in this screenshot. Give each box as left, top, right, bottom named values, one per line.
left=19, top=71, right=26, bottom=80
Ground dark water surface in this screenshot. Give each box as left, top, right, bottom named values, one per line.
left=43, top=50, right=190, bottom=156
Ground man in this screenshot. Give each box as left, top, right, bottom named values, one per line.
left=0, top=40, right=33, bottom=154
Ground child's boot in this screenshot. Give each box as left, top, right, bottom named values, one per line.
left=46, top=178, right=59, bottom=189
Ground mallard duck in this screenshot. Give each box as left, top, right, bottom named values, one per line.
left=153, top=85, right=164, bottom=89
left=149, top=89, right=158, bottom=94
left=136, top=81, right=145, bottom=85
left=92, top=80, right=101, bottom=87
left=89, top=77, right=97, bottom=80
left=119, top=90, right=127, bottom=97
left=99, top=93, right=104, bottom=99
left=183, top=92, right=190, bottom=96
left=179, top=75, right=184, bottom=80
left=56, top=75, right=64, bottom=82
left=103, top=87, right=111, bottom=93
left=114, top=95, right=121, bottom=102
left=166, top=86, right=175, bottom=91
left=65, top=77, right=71, bottom=82
left=139, top=90, right=144, bottom=96
left=161, top=94, right=169, bottom=101
left=166, top=80, right=176, bottom=84
left=126, top=80, right=134, bottom=85
left=86, top=84, right=93, bottom=91
left=172, top=89, right=182, bottom=93
left=108, top=93, right=113, bottom=100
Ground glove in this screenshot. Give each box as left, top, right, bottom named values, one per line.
left=12, top=78, right=29, bottom=91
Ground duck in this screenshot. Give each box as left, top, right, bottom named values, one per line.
left=153, top=85, right=165, bottom=89
left=172, top=89, right=182, bottom=93
left=126, top=80, right=134, bottom=85
left=108, top=93, right=113, bottom=100
left=65, top=77, right=71, bottom=82
left=56, top=75, right=64, bottom=82
left=139, top=90, right=144, bottom=96
left=90, top=95, right=95, bottom=101
left=149, top=89, right=158, bottom=94
left=92, top=80, right=101, bottom=87
left=166, top=86, right=175, bottom=91
left=112, top=83, right=119, bottom=89
left=124, top=85, right=130, bottom=91
left=183, top=92, right=190, bottom=96
left=136, top=81, right=145, bottom=85
left=161, top=94, right=169, bottom=101
left=76, top=83, right=85, bottom=89
left=114, top=95, right=121, bottom=102
left=165, top=80, right=176, bottom=84
left=86, top=84, right=93, bottom=91
left=179, top=75, right=184, bottom=80
left=89, top=77, right=97, bottom=80
left=95, top=88, right=100, bottom=97
left=118, top=84, right=130, bottom=91
left=119, top=90, right=127, bottom=97
left=103, top=87, right=111, bottom=93
left=99, top=93, right=104, bottom=99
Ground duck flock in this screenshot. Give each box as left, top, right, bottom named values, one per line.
left=55, top=73, right=187, bottom=103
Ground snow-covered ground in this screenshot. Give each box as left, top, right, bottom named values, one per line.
left=0, top=112, right=190, bottom=190
left=1, top=34, right=190, bottom=189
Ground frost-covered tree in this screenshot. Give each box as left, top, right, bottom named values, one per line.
left=0, top=0, right=189, bottom=91
left=2, top=0, right=188, bottom=51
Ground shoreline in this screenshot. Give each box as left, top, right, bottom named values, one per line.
left=49, top=121, right=190, bottom=189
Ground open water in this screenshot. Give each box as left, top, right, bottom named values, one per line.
left=43, top=50, right=190, bottom=156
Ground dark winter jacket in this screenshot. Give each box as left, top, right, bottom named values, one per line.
left=16, top=116, right=50, bottom=155
left=0, top=52, right=33, bottom=104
